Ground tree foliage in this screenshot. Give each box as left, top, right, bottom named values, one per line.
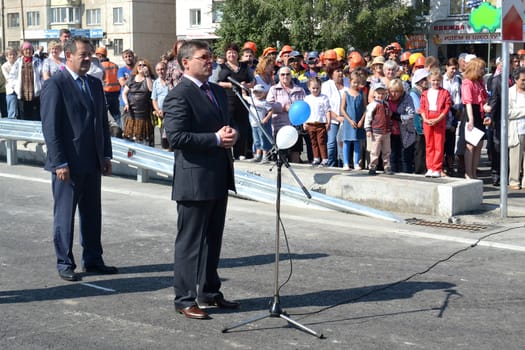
left=214, top=0, right=421, bottom=54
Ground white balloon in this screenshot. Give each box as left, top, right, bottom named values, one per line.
left=276, top=125, right=299, bottom=150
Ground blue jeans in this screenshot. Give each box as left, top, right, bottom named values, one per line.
left=6, top=93, right=18, bottom=118
left=343, top=140, right=362, bottom=167
left=327, top=123, right=340, bottom=167
left=252, top=123, right=272, bottom=151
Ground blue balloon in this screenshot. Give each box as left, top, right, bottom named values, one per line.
left=288, top=100, right=311, bottom=126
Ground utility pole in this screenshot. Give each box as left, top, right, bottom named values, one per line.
left=20, top=0, right=25, bottom=41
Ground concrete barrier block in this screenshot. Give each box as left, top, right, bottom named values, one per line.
left=235, top=163, right=483, bottom=217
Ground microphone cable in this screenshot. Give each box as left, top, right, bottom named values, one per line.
left=277, top=216, right=294, bottom=295
left=285, top=223, right=524, bottom=318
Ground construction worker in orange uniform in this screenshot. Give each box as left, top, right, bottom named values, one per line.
left=95, top=47, right=122, bottom=129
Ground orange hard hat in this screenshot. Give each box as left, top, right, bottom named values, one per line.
left=414, top=56, right=426, bottom=68
left=243, top=41, right=257, bottom=54
left=390, top=42, right=402, bottom=52
left=371, top=45, right=383, bottom=57
left=280, top=45, right=293, bottom=54
left=262, top=47, right=277, bottom=57
left=95, top=47, right=107, bottom=56
left=409, top=52, right=425, bottom=66
left=348, top=51, right=365, bottom=69
left=400, top=51, right=411, bottom=62
left=324, top=49, right=338, bottom=60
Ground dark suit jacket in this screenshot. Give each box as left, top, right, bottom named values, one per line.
left=163, top=77, right=236, bottom=201
left=41, top=70, right=112, bottom=174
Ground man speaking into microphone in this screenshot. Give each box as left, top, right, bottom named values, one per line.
left=163, top=40, right=239, bottom=320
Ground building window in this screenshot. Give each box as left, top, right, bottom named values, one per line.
left=86, top=9, right=101, bottom=25
left=7, top=13, right=20, bottom=28
left=8, top=41, right=20, bottom=49
left=450, top=0, right=473, bottom=16
left=113, top=7, right=123, bottom=24
left=50, top=7, right=80, bottom=24
left=190, top=9, right=201, bottom=27
left=114, top=38, right=123, bottom=55
left=26, top=11, right=40, bottom=27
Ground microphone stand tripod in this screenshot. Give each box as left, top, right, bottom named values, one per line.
left=222, top=85, right=323, bottom=338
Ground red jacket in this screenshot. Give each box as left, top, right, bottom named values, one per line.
left=420, top=87, right=451, bottom=119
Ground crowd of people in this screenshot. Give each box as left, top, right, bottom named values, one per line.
left=2, top=32, right=525, bottom=187
left=205, top=41, right=525, bottom=188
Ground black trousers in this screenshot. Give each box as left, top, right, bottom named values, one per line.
left=173, top=197, right=228, bottom=309
left=18, top=98, right=40, bottom=121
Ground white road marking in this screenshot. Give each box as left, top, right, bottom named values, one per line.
left=0, top=172, right=50, bottom=184
left=4, top=171, right=525, bottom=253
left=80, top=282, right=116, bottom=292
left=232, top=207, right=525, bottom=253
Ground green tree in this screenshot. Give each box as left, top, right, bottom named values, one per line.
left=215, top=0, right=421, bottom=53
left=214, top=0, right=289, bottom=54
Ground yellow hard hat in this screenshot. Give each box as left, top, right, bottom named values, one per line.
left=333, top=47, right=345, bottom=61
left=409, top=52, right=425, bottom=66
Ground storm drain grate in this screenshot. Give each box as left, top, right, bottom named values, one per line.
left=405, top=218, right=488, bottom=231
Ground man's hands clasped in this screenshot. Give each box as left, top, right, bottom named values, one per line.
left=217, top=126, right=238, bottom=149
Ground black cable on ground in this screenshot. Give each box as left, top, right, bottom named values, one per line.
left=286, top=224, right=525, bottom=318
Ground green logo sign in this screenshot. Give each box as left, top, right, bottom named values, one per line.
left=469, top=2, right=501, bottom=33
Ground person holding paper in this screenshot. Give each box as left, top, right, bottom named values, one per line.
left=461, top=58, right=491, bottom=179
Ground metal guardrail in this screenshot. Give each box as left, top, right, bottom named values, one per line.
left=0, top=119, right=403, bottom=222
left=0, top=119, right=173, bottom=178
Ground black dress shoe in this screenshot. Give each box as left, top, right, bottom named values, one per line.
left=176, top=305, right=210, bottom=319
left=199, top=295, right=240, bottom=309
left=83, top=264, right=118, bottom=274
left=58, top=267, right=81, bottom=282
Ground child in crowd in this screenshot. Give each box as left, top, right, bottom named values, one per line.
left=341, top=71, right=366, bottom=171
left=243, top=84, right=273, bottom=163
left=303, top=77, right=331, bottom=166
left=419, top=68, right=452, bottom=178
left=365, top=82, right=393, bottom=175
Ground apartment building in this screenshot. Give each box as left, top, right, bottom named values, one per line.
left=0, top=0, right=177, bottom=65
left=175, top=0, right=222, bottom=41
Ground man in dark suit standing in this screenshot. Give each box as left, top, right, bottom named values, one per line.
left=163, top=40, right=239, bottom=319
left=41, top=36, right=117, bottom=282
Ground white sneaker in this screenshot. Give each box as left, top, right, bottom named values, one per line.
left=425, top=170, right=433, bottom=177
left=354, top=165, right=362, bottom=171
left=432, top=171, right=441, bottom=178
left=342, top=165, right=351, bottom=171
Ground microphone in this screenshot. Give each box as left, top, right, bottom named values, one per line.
left=227, top=76, right=249, bottom=92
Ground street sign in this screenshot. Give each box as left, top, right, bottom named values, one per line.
left=502, top=0, right=524, bottom=41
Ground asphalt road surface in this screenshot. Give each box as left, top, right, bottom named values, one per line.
left=1, top=163, right=524, bottom=349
